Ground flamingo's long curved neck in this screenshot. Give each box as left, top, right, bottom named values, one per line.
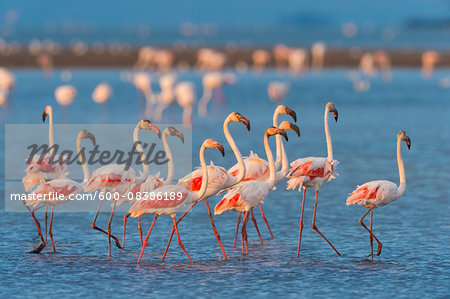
left=273, top=107, right=282, bottom=170
left=76, top=134, right=90, bottom=184
left=224, top=118, right=245, bottom=186
left=47, top=107, right=55, bottom=156
left=324, top=105, right=333, bottom=160
left=276, top=138, right=289, bottom=183
left=198, top=87, right=213, bottom=114
left=197, top=144, right=209, bottom=200
left=162, top=130, right=174, bottom=184
left=264, top=132, right=276, bottom=187
left=133, top=125, right=149, bottom=184
left=397, top=136, right=406, bottom=196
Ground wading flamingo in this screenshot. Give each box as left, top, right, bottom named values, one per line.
left=26, top=130, right=95, bottom=253
left=133, top=73, right=154, bottom=118
left=122, top=126, right=184, bottom=248
left=163, top=112, right=250, bottom=260
left=153, top=74, right=176, bottom=122
left=346, top=131, right=411, bottom=261
left=228, top=105, right=296, bottom=242
left=54, top=85, right=77, bottom=121
left=174, top=82, right=195, bottom=125
left=214, top=127, right=288, bottom=255
left=92, top=82, right=112, bottom=121
left=85, top=120, right=161, bottom=258
left=128, top=139, right=225, bottom=263
left=287, top=102, right=341, bottom=257
left=229, top=121, right=299, bottom=247
left=198, top=72, right=235, bottom=117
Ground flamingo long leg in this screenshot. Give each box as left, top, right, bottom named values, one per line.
left=312, top=189, right=341, bottom=256
left=233, top=212, right=242, bottom=247
left=161, top=224, right=175, bottom=262
left=28, top=209, right=46, bottom=253
left=106, top=200, right=117, bottom=259
left=241, top=211, right=249, bottom=255
left=137, top=215, right=158, bottom=263
left=250, top=208, right=264, bottom=245
left=92, top=200, right=122, bottom=249
left=259, top=204, right=274, bottom=239
left=138, top=216, right=143, bottom=247
left=359, top=209, right=382, bottom=257
left=172, top=216, right=193, bottom=263
left=44, top=205, right=48, bottom=243
left=162, top=201, right=198, bottom=258
left=48, top=206, right=56, bottom=253
left=297, top=187, right=307, bottom=257
left=122, top=213, right=130, bottom=249
left=204, top=201, right=228, bottom=260
left=370, top=209, right=374, bottom=261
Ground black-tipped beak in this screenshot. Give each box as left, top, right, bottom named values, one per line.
left=333, top=111, right=338, bottom=122
left=147, top=121, right=161, bottom=139
left=176, top=131, right=185, bottom=144
left=215, top=143, right=225, bottom=156
left=88, top=133, right=96, bottom=146
left=405, top=136, right=411, bottom=150
left=239, top=115, right=251, bottom=131
left=286, top=107, right=297, bottom=122
left=291, top=123, right=300, bottom=137
left=42, top=111, right=48, bottom=123
left=280, top=130, right=288, bottom=142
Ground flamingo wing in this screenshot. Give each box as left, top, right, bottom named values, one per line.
left=27, top=178, right=81, bottom=207
left=178, top=161, right=228, bottom=194
left=346, top=180, right=398, bottom=207
left=228, top=151, right=270, bottom=181
left=84, top=164, right=135, bottom=193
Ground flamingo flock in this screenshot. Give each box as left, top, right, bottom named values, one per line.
left=19, top=101, right=411, bottom=263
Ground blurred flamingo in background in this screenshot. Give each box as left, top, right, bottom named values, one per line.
left=153, top=74, right=176, bottom=121
left=26, top=130, right=95, bottom=253
left=135, top=46, right=155, bottom=70
left=287, top=102, right=341, bottom=257
left=288, top=48, right=308, bottom=74
left=198, top=72, right=235, bottom=117
left=54, top=85, right=77, bottom=122
left=311, top=42, right=326, bottom=71
left=0, top=67, right=15, bottom=108
left=175, top=81, right=195, bottom=124
left=346, top=131, right=410, bottom=261
left=252, top=49, right=270, bottom=72
left=374, top=51, right=391, bottom=81
left=421, top=50, right=439, bottom=79
left=92, top=82, right=112, bottom=121
left=214, top=127, right=288, bottom=255
left=268, top=82, right=289, bottom=102
left=128, top=139, right=225, bottom=263
left=122, top=126, right=184, bottom=248
left=85, top=120, right=161, bottom=258
left=133, top=72, right=154, bottom=118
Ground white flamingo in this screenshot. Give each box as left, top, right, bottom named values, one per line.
left=174, top=81, right=195, bottom=124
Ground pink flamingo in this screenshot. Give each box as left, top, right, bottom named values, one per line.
left=214, top=127, right=289, bottom=255
left=346, top=131, right=410, bottom=261
left=162, top=112, right=250, bottom=261
left=228, top=105, right=296, bottom=244
left=85, top=120, right=161, bottom=258
left=122, top=126, right=184, bottom=248
left=26, top=130, right=95, bottom=253
left=128, top=139, right=225, bottom=263
left=287, top=102, right=341, bottom=257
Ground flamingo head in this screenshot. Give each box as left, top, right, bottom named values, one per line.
left=277, top=105, right=297, bottom=122
left=165, top=126, right=184, bottom=143
left=229, top=112, right=250, bottom=131
left=42, top=105, right=52, bottom=122
left=266, top=127, right=288, bottom=141
left=327, top=102, right=338, bottom=122
left=79, top=129, right=96, bottom=146
left=139, top=120, right=161, bottom=139
left=279, top=121, right=300, bottom=137
left=203, top=139, right=225, bottom=156
left=398, top=131, right=411, bottom=150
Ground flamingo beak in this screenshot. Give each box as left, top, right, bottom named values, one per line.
left=238, top=114, right=250, bottom=131
left=286, top=107, right=297, bottom=122
left=176, top=131, right=185, bottom=144
left=87, top=132, right=96, bottom=146
left=143, top=120, right=161, bottom=139
left=333, top=111, right=338, bottom=122
left=277, top=129, right=288, bottom=141
left=405, top=136, right=411, bottom=150
left=215, top=142, right=225, bottom=156
left=290, top=123, right=300, bottom=137
left=42, top=111, right=48, bottom=123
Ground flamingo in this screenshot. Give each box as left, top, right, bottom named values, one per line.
left=163, top=112, right=250, bottom=260
left=122, top=126, right=184, bottom=248
left=26, top=129, right=95, bottom=253
left=198, top=72, right=235, bottom=117
left=311, top=42, right=326, bottom=71
left=153, top=74, right=176, bottom=122
left=92, top=82, right=112, bottom=121
left=214, top=127, right=288, bottom=255
left=174, top=81, right=195, bottom=125
left=228, top=105, right=297, bottom=243
left=346, top=131, right=411, bottom=261
left=133, top=73, right=154, bottom=118
left=54, top=85, right=77, bottom=121
left=128, top=139, right=225, bottom=263
left=286, top=102, right=341, bottom=257
left=268, top=82, right=289, bottom=102
left=85, top=120, right=161, bottom=258
left=252, top=49, right=271, bottom=72
left=421, top=50, right=439, bottom=79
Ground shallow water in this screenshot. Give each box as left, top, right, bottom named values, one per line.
left=0, top=68, right=449, bottom=297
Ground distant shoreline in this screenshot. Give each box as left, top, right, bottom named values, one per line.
left=1, top=47, right=449, bottom=68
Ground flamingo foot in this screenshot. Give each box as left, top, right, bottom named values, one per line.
left=28, top=242, right=46, bottom=254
